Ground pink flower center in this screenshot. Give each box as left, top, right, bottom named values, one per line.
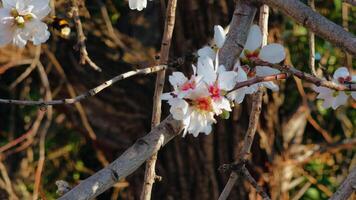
left=338, top=76, right=352, bottom=84
left=195, top=97, right=212, bottom=111
left=209, top=85, right=221, bottom=100
left=180, top=81, right=195, bottom=91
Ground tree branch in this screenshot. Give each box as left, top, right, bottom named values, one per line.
left=58, top=115, right=184, bottom=200
left=329, top=168, right=356, bottom=200
left=0, top=65, right=166, bottom=106
left=141, top=0, right=177, bottom=199
left=260, top=0, right=356, bottom=56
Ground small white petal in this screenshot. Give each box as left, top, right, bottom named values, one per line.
left=218, top=71, right=237, bottom=91
left=261, top=81, right=279, bottom=91
left=352, top=75, right=356, bottom=82
left=129, top=0, right=147, bottom=11
left=256, top=66, right=281, bottom=76
left=169, top=99, right=189, bottom=120
left=24, top=20, right=50, bottom=45
left=246, top=84, right=259, bottom=94
left=2, top=0, right=17, bottom=8
left=322, top=97, right=333, bottom=109
left=197, top=56, right=216, bottom=85
left=197, top=46, right=215, bottom=60
left=259, top=44, right=286, bottom=64
left=169, top=72, right=188, bottom=87
left=228, top=88, right=246, bottom=104
left=161, top=93, right=173, bottom=100
left=244, top=24, right=262, bottom=52
left=214, top=25, right=226, bottom=48
left=351, top=92, right=356, bottom=100
left=332, top=92, right=348, bottom=109
left=333, top=67, right=349, bottom=81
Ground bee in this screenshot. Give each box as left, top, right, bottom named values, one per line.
left=50, top=16, right=71, bottom=38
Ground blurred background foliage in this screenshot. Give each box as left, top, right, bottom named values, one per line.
left=0, top=0, right=355, bottom=199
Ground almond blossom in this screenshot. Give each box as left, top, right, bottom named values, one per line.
left=196, top=56, right=236, bottom=115
left=162, top=56, right=238, bottom=137
left=313, top=67, right=356, bottom=109
left=227, top=25, right=285, bottom=104
left=197, top=25, right=226, bottom=59
left=0, top=0, right=51, bottom=47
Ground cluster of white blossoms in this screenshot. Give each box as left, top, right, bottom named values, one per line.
left=0, top=0, right=51, bottom=47
left=162, top=24, right=287, bottom=137
left=313, top=67, right=356, bottom=109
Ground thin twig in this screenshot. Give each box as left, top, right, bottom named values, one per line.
left=141, top=0, right=177, bottom=199
left=71, top=0, right=102, bottom=72
left=0, top=161, right=19, bottom=200
left=0, top=65, right=166, bottom=106
left=241, top=166, right=271, bottom=200
left=251, top=59, right=356, bottom=91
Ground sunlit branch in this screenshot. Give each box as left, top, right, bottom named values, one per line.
left=0, top=65, right=166, bottom=106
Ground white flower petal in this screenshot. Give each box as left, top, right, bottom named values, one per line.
left=246, top=84, right=259, bottom=94
left=256, top=66, right=281, bottom=76
left=12, top=29, right=28, bottom=48
left=26, top=0, right=51, bottom=19
left=2, top=0, right=17, bottom=8
left=322, top=97, right=333, bottom=109
left=197, top=46, right=215, bottom=60
left=228, top=88, right=246, bottom=104
left=333, top=67, right=349, bottom=81
left=332, top=92, right=348, bottom=109
left=244, top=24, right=262, bottom=52
left=214, top=25, right=226, bottom=48
left=161, top=93, right=173, bottom=100
left=351, top=92, right=356, bottom=100
left=169, top=72, right=188, bottom=87
left=261, top=81, right=279, bottom=91
left=197, top=56, right=216, bottom=85
left=218, top=71, right=237, bottom=91
left=129, top=0, right=147, bottom=11
left=169, top=99, right=189, bottom=120
left=259, top=43, right=286, bottom=64
left=24, top=20, right=50, bottom=45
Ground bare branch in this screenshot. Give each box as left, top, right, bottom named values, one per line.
left=329, top=168, right=356, bottom=200
left=141, top=0, right=178, bottom=199
left=260, top=0, right=356, bottom=56
left=0, top=65, right=166, bottom=106
left=58, top=115, right=184, bottom=200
